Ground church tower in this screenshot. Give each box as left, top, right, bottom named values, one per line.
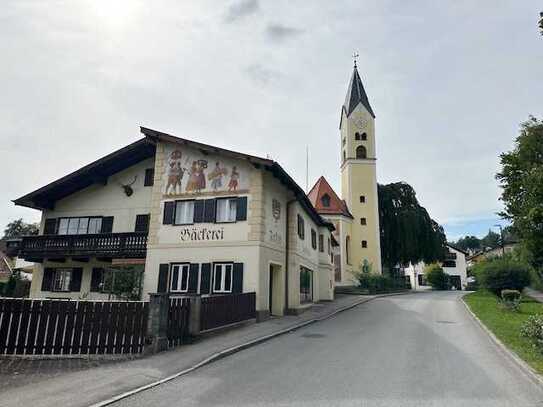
left=340, top=62, right=382, bottom=274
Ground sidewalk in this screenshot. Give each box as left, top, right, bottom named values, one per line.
left=0, top=294, right=377, bottom=407
left=524, top=287, right=543, bottom=303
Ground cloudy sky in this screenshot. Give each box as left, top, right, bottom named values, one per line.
left=1, top=0, right=541, bottom=240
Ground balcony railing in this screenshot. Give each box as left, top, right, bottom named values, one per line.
left=15, top=232, right=148, bottom=260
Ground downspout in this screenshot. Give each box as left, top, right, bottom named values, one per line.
left=285, top=198, right=296, bottom=313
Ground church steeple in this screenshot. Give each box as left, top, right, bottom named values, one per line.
left=343, top=66, right=375, bottom=118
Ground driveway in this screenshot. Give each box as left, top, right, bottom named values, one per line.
left=113, top=291, right=543, bottom=407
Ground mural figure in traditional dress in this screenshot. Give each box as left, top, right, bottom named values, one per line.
left=186, top=159, right=208, bottom=193
left=228, top=165, right=239, bottom=191
left=208, top=161, right=228, bottom=191
left=165, top=150, right=185, bottom=195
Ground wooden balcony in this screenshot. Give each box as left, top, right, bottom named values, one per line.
left=15, top=232, right=148, bottom=262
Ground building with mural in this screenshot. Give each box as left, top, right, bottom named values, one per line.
left=12, top=128, right=336, bottom=318
left=308, top=63, right=382, bottom=285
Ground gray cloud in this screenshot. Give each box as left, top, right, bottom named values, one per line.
left=245, top=64, right=281, bottom=85
left=224, top=0, right=259, bottom=23
left=265, top=23, right=303, bottom=43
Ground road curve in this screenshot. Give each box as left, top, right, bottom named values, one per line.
left=113, top=291, right=543, bottom=407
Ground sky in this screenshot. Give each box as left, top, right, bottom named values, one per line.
left=1, top=0, right=541, bottom=241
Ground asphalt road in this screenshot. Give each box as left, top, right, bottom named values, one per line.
left=113, top=291, right=543, bottom=407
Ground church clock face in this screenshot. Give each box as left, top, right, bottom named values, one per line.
left=354, top=118, right=366, bottom=129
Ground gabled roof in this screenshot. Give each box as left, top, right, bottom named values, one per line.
left=307, top=176, right=353, bottom=219
left=141, top=127, right=334, bottom=231
left=342, top=66, right=375, bottom=119
left=446, top=244, right=468, bottom=256
left=14, top=138, right=156, bottom=210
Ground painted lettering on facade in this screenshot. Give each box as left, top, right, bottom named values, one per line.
left=180, top=227, right=225, bottom=242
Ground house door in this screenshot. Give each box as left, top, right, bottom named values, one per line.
left=269, top=265, right=274, bottom=315
left=269, top=263, right=284, bottom=316
left=449, top=275, right=462, bottom=290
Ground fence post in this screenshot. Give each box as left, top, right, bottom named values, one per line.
left=145, top=292, right=169, bottom=354
left=188, top=296, right=201, bottom=337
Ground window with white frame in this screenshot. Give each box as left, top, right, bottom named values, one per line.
left=216, top=198, right=237, bottom=223
left=213, top=263, right=233, bottom=293
left=53, top=269, right=72, bottom=292
left=57, top=217, right=102, bottom=235
left=175, top=200, right=195, bottom=225
left=170, top=264, right=190, bottom=292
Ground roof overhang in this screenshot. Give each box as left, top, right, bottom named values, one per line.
left=13, top=138, right=156, bottom=210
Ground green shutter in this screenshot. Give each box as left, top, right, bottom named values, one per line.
left=158, top=264, right=169, bottom=293
left=163, top=202, right=175, bottom=225
left=232, top=263, right=243, bottom=293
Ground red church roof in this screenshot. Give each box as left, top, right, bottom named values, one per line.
left=307, top=176, right=353, bottom=218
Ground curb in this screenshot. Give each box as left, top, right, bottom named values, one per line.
left=460, top=296, right=543, bottom=389
left=90, top=293, right=398, bottom=407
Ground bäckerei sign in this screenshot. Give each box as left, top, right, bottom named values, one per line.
left=180, top=227, right=225, bottom=242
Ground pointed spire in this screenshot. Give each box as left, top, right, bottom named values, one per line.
left=343, top=63, right=375, bottom=118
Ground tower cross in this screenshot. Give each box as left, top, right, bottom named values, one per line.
left=352, top=52, right=359, bottom=68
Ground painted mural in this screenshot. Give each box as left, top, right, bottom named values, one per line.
left=163, top=145, right=248, bottom=197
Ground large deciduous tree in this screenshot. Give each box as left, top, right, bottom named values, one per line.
left=2, top=218, right=39, bottom=239
left=378, top=182, right=447, bottom=271
left=496, top=116, right=543, bottom=268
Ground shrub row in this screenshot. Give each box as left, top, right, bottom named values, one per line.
left=357, top=274, right=409, bottom=294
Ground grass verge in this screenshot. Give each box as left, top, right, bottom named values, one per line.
left=464, top=289, right=543, bottom=374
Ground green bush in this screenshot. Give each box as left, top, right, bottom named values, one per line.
left=501, top=289, right=521, bottom=311
left=425, top=264, right=449, bottom=290
left=473, top=256, right=531, bottom=296
left=520, top=314, right=543, bottom=350
left=357, top=274, right=408, bottom=294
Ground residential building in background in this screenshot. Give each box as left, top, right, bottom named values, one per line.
left=404, top=244, right=468, bottom=290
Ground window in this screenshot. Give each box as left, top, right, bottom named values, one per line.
left=342, top=150, right=346, bottom=162
left=144, top=168, right=155, bottom=187
left=53, top=269, right=72, bottom=292
left=361, top=132, right=367, bottom=141
left=342, top=138, right=346, bottom=146
left=362, top=240, right=368, bottom=248
left=213, top=263, right=233, bottom=293
left=355, top=132, right=360, bottom=140
left=135, top=214, right=150, bottom=233
left=319, top=234, right=324, bottom=252
left=57, top=217, right=102, bottom=235
left=346, top=236, right=351, bottom=264
left=442, top=260, right=456, bottom=268
left=321, top=194, right=331, bottom=207
left=360, top=217, right=367, bottom=225
left=359, top=195, right=366, bottom=203
left=170, top=264, right=190, bottom=293
left=356, top=145, right=367, bottom=159
left=311, top=229, right=317, bottom=250
left=297, top=215, right=305, bottom=239
left=216, top=198, right=237, bottom=223
left=300, top=267, right=313, bottom=303
left=175, top=200, right=195, bottom=225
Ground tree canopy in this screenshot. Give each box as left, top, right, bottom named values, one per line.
left=378, top=182, right=447, bottom=271
left=496, top=116, right=543, bottom=268
left=2, top=218, right=39, bottom=239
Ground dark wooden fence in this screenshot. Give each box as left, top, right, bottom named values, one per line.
left=200, top=292, right=256, bottom=332
left=167, top=297, right=190, bottom=347
left=0, top=298, right=148, bottom=355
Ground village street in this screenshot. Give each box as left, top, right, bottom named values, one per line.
left=113, top=291, right=543, bottom=407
